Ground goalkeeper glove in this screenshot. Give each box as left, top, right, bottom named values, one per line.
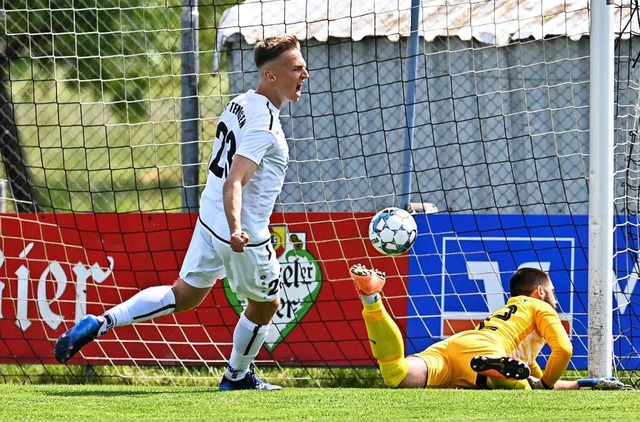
left=577, top=377, right=633, bottom=390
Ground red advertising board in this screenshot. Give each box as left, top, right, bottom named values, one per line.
left=0, top=213, right=408, bottom=366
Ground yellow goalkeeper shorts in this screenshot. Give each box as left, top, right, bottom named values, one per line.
left=413, top=330, right=513, bottom=389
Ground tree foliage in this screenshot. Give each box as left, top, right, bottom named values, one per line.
left=2, top=0, right=185, bottom=121
left=0, top=0, right=236, bottom=211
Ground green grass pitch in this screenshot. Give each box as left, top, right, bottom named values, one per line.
left=1, top=384, right=638, bottom=421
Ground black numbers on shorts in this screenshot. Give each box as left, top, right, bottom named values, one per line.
left=478, top=304, right=518, bottom=331
left=209, top=121, right=236, bottom=178
left=267, top=278, right=280, bottom=296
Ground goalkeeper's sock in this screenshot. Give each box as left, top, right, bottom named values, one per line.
left=361, top=292, right=380, bottom=305
left=225, top=312, right=270, bottom=380
left=362, top=300, right=408, bottom=387
left=99, top=285, right=176, bottom=335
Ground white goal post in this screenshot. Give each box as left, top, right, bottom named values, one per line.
left=589, top=0, right=614, bottom=379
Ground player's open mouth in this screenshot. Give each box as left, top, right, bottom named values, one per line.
left=296, top=84, right=303, bottom=94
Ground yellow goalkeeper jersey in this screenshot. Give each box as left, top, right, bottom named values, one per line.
left=474, top=295, right=573, bottom=386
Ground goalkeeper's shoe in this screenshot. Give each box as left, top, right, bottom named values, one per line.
left=470, top=355, right=530, bottom=380
left=349, top=263, right=386, bottom=296
left=218, top=370, right=283, bottom=391
left=54, top=314, right=103, bottom=363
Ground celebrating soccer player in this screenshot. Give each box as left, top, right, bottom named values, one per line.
left=54, top=34, right=309, bottom=390
left=350, top=264, right=631, bottom=390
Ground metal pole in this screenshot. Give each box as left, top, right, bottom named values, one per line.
left=0, top=179, right=6, bottom=212
left=400, top=0, right=421, bottom=211
left=588, top=0, right=615, bottom=378
left=181, top=0, right=200, bottom=212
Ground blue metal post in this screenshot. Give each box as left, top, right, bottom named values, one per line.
left=401, top=0, right=421, bottom=210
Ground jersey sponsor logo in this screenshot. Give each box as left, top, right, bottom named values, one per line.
left=223, top=225, right=322, bottom=351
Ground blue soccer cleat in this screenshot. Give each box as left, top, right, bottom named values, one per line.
left=54, top=314, right=103, bottom=363
left=219, top=370, right=283, bottom=391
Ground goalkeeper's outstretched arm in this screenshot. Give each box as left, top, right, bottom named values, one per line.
left=530, top=376, right=633, bottom=390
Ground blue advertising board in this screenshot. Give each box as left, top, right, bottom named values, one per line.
left=407, top=214, right=639, bottom=370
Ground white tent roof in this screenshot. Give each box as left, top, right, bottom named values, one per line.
left=216, top=0, right=638, bottom=49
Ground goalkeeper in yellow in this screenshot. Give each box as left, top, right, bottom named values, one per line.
left=350, top=264, right=631, bottom=390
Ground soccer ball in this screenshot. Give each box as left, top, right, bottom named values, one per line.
left=368, top=207, right=418, bottom=255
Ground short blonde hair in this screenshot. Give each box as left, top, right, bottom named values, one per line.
left=254, top=34, right=300, bottom=68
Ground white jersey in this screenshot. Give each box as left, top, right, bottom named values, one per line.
left=199, top=90, right=288, bottom=244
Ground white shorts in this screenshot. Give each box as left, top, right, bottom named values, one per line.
left=179, top=218, right=281, bottom=302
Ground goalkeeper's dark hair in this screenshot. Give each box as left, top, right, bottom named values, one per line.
left=254, top=34, right=300, bottom=69
left=509, top=267, right=550, bottom=297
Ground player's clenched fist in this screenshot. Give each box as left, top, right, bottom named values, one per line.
left=230, top=231, right=249, bottom=252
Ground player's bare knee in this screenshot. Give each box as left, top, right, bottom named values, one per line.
left=270, top=296, right=281, bottom=313
left=260, top=296, right=281, bottom=313
left=378, top=357, right=423, bottom=388
left=395, top=356, right=428, bottom=388
left=171, top=278, right=210, bottom=312
left=380, top=366, right=412, bottom=388
left=245, top=297, right=280, bottom=325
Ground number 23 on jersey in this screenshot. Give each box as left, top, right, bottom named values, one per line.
left=209, top=121, right=236, bottom=178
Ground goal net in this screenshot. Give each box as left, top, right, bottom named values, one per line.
left=1, top=0, right=639, bottom=387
